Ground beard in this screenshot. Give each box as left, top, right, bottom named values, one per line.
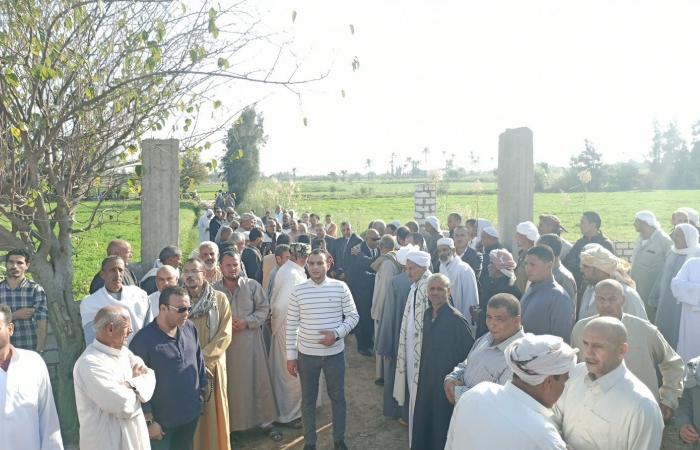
left=203, top=261, right=217, bottom=271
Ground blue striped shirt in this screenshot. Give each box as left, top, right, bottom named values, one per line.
left=286, top=277, right=359, bottom=359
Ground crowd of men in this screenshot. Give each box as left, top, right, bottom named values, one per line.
left=2, top=204, right=700, bottom=449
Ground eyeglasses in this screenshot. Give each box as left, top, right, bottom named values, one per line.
left=165, top=304, right=192, bottom=314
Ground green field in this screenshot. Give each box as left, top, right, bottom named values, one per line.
left=201, top=180, right=699, bottom=242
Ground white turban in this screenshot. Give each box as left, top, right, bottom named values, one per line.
left=504, top=334, right=578, bottom=386
left=516, top=221, right=539, bottom=242
left=205, top=208, right=214, bottom=217
left=406, top=250, right=431, bottom=268
left=482, top=226, right=499, bottom=239
left=437, top=237, right=455, bottom=248
left=680, top=207, right=700, bottom=227
left=672, top=223, right=700, bottom=256
left=396, top=245, right=418, bottom=265
left=425, top=216, right=441, bottom=232
left=635, top=210, right=659, bottom=229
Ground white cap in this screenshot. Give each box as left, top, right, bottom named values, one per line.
left=437, top=237, right=455, bottom=248
left=635, top=210, right=660, bottom=229
left=406, top=250, right=431, bottom=268
left=425, top=216, right=441, bottom=232
left=396, top=245, right=418, bottom=265
left=516, top=221, right=540, bottom=242
left=482, top=226, right=499, bottom=239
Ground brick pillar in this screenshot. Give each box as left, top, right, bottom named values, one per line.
left=414, top=183, right=437, bottom=225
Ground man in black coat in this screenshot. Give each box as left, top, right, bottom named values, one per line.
left=330, top=221, right=362, bottom=280
left=346, top=228, right=380, bottom=356
left=563, top=211, right=615, bottom=295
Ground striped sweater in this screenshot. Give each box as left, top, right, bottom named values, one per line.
left=286, top=277, right=359, bottom=359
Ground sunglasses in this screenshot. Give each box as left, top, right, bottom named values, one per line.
left=165, top=304, right=192, bottom=314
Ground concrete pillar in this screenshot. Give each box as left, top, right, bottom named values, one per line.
left=140, top=138, right=180, bottom=266
left=414, top=183, right=437, bottom=225
left=497, top=128, right=534, bottom=253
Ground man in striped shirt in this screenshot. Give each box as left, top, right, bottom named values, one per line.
left=286, top=249, right=359, bottom=450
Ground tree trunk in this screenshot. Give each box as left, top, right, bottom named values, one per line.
left=31, top=252, right=84, bottom=446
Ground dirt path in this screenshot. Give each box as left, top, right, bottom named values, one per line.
left=235, top=334, right=689, bottom=450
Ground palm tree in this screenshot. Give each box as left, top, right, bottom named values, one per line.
left=291, top=167, right=297, bottom=180
left=365, top=158, right=372, bottom=180
left=390, top=152, right=397, bottom=177
left=422, top=146, right=430, bottom=170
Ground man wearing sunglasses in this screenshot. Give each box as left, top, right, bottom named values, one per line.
left=130, top=286, right=208, bottom=450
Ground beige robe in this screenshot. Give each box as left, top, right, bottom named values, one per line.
left=190, top=287, right=233, bottom=450
left=371, top=252, right=400, bottom=378
left=215, top=277, right=277, bottom=431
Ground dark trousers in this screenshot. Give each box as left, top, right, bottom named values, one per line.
left=354, top=290, right=374, bottom=351
left=298, top=351, right=347, bottom=445
left=150, top=417, right=199, bottom=450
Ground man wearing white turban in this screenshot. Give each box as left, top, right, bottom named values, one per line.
left=515, top=221, right=540, bottom=293
left=553, top=317, right=664, bottom=450
left=422, top=216, right=443, bottom=272
left=445, top=333, right=576, bottom=450
left=652, top=223, right=700, bottom=350
left=393, top=250, right=432, bottom=446
left=630, top=210, right=672, bottom=317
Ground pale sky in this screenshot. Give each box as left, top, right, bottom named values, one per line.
left=161, top=1, right=700, bottom=176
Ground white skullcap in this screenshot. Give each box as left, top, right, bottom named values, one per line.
left=635, top=210, right=659, bottom=229
left=406, top=250, right=431, bottom=268
left=425, top=216, right=441, bottom=232
left=396, top=245, right=418, bottom=265
left=482, top=226, right=499, bottom=239
left=504, top=334, right=578, bottom=386
left=516, top=221, right=540, bottom=242
left=680, top=207, right=700, bottom=226
left=206, top=208, right=214, bottom=217
left=437, top=237, right=455, bottom=248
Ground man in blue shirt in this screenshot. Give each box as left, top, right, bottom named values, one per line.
left=130, top=286, right=207, bottom=450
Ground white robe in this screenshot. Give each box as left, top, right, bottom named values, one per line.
left=269, top=260, right=307, bottom=423
left=198, top=213, right=211, bottom=243
left=0, top=347, right=63, bottom=450
left=80, top=286, right=151, bottom=345
left=440, top=256, right=479, bottom=334
left=73, top=341, right=155, bottom=450
left=671, top=257, right=700, bottom=362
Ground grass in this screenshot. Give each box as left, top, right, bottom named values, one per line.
left=199, top=181, right=699, bottom=242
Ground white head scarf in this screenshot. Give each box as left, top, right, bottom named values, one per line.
left=406, top=250, right=431, bottom=268
left=425, top=216, right=441, bottom=232
left=516, top=221, right=540, bottom=242
left=504, top=334, right=578, bottom=386
left=396, top=244, right=418, bottom=265
left=482, top=226, right=499, bottom=239
left=672, top=223, right=700, bottom=256
left=437, top=237, right=455, bottom=248
left=680, top=207, right=700, bottom=227
left=635, top=210, right=659, bottom=229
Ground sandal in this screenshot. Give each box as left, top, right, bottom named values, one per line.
left=265, top=427, right=283, bottom=442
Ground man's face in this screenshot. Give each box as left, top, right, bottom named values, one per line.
left=266, top=220, right=276, bottom=234
left=325, top=216, right=332, bottom=224
left=0, top=314, right=14, bottom=351
left=437, top=245, right=453, bottom=263
left=310, top=216, right=318, bottom=226
left=672, top=227, right=687, bottom=249
left=515, top=233, right=532, bottom=250
left=275, top=251, right=291, bottom=267
left=453, top=228, right=470, bottom=249
left=542, top=373, right=570, bottom=408
left=579, top=216, right=596, bottom=236
left=307, top=254, right=328, bottom=282
left=315, top=226, right=326, bottom=239
left=199, top=245, right=217, bottom=269
left=524, top=255, right=551, bottom=283
left=424, top=223, right=435, bottom=233
left=220, top=228, right=232, bottom=241
left=581, top=326, right=625, bottom=380
left=480, top=231, right=496, bottom=248
left=226, top=212, right=235, bottom=222
left=427, top=280, right=450, bottom=309
left=107, top=315, right=132, bottom=349
left=241, top=218, right=253, bottom=231
left=486, top=306, right=521, bottom=343
left=672, top=212, right=689, bottom=226
left=595, top=286, right=624, bottom=318
left=215, top=209, right=224, bottom=219
left=155, top=269, right=179, bottom=292
left=163, top=254, right=181, bottom=268
left=633, top=218, right=644, bottom=234
left=301, top=213, right=310, bottom=223
left=341, top=224, right=352, bottom=238
left=183, top=261, right=205, bottom=291
left=5, top=255, right=29, bottom=280
left=101, top=258, right=125, bottom=293
left=405, top=260, right=426, bottom=283
left=283, top=214, right=291, bottom=225
left=447, top=216, right=460, bottom=230
left=162, top=294, right=191, bottom=328
left=366, top=230, right=380, bottom=249
left=537, top=220, right=555, bottom=235
left=290, top=221, right=298, bottom=233
left=581, top=263, right=607, bottom=285
left=220, top=254, right=241, bottom=281
left=113, top=243, right=132, bottom=264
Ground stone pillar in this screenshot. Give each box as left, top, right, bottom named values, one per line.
left=414, top=183, right=437, bottom=225
left=140, top=138, right=180, bottom=266
left=497, top=128, right=534, bottom=253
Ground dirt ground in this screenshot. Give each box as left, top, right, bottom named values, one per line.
left=235, top=334, right=691, bottom=450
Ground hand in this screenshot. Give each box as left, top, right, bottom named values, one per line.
left=12, top=308, right=34, bottom=320
left=679, top=424, right=700, bottom=444
left=232, top=318, right=248, bottom=332
left=132, top=363, right=148, bottom=378
left=318, top=330, right=336, bottom=347
left=287, top=360, right=298, bottom=377
left=660, top=403, right=674, bottom=423
left=444, top=379, right=464, bottom=405
left=148, top=421, right=165, bottom=440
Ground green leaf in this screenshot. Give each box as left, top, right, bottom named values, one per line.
left=217, top=58, right=229, bottom=69
left=208, top=8, right=217, bottom=20
left=155, top=20, right=166, bottom=42
left=213, top=100, right=222, bottom=109
left=10, top=126, right=21, bottom=141
left=4, top=71, right=20, bottom=88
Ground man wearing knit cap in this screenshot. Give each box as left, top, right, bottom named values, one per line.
left=422, top=216, right=444, bottom=272
left=375, top=245, right=415, bottom=422
left=630, top=210, right=672, bottom=318
left=478, top=226, right=503, bottom=300
left=437, top=237, right=478, bottom=333
left=538, top=214, right=573, bottom=260
left=553, top=317, right=664, bottom=450
left=445, top=333, right=576, bottom=450
left=394, top=250, right=432, bottom=446
left=578, top=245, right=648, bottom=320
left=515, top=221, right=540, bottom=294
